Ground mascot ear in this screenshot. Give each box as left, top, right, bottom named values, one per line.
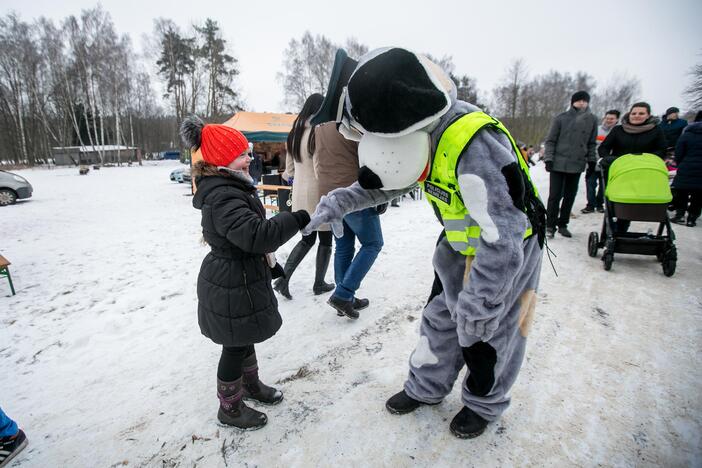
left=358, top=166, right=384, bottom=189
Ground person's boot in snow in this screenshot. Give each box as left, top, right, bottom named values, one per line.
left=558, top=226, right=572, bottom=238
left=546, top=227, right=556, bottom=238
left=352, top=298, right=369, bottom=310
left=312, top=244, right=335, bottom=295
left=0, top=429, right=27, bottom=468
left=273, top=241, right=312, bottom=300
left=327, top=296, right=360, bottom=319
left=385, top=390, right=440, bottom=414
left=449, top=406, right=489, bottom=439
left=242, top=353, right=283, bottom=405
left=217, top=378, right=267, bottom=430
left=687, top=217, right=697, bottom=227
left=670, top=211, right=686, bottom=225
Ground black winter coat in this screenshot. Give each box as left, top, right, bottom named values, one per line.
left=673, top=122, right=702, bottom=190
left=192, top=173, right=300, bottom=346
left=598, top=123, right=667, bottom=166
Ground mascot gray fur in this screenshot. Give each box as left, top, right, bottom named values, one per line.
left=303, top=47, right=546, bottom=439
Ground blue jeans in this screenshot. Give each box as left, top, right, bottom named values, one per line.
left=0, top=406, right=18, bottom=438
left=585, top=170, right=603, bottom=209
left=333, top=208, right=384, bottom=301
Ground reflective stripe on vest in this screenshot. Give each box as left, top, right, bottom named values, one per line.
left=420, top=112, right=539, bottom=256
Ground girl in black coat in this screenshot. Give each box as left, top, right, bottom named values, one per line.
left=181, top=116, right=310, bottom=430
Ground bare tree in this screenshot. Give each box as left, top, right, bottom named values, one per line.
left=684, top=57, right=702, bottom=110
left=278, top=32, right=365, bottom=110
left=493, top=58, right=529, bottom=119
left=592, top=73, right=641, bottom=117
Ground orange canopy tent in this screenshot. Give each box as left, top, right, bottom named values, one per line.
left=223, top=112, right=297, bottom=142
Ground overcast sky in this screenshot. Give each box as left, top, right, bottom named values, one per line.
left=4, top=0, right=701, bottom=115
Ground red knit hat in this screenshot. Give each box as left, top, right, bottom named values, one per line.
left=200, top=124, right=249, bottom=167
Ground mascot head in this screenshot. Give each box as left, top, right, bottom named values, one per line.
left=312, top=47, right=457, bottom=190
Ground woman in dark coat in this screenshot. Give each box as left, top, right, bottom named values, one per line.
left=598, top=102, right=668, bottom=232
left=598, top=102, right=667, bottom=164
left=671, top=111, right=702, bottom=227
left=182, top=115, right=310, bottom=430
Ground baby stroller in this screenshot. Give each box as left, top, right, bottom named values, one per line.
left=588, top=153, right=677, bottom=276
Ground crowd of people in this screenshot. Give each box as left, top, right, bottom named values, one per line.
left=542, top=92, right=701, bottom=236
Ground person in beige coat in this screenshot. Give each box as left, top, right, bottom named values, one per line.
left=274, top=94, right=335, bottom=299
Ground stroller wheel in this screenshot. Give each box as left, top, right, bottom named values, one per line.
left=662, top=257, right=676, bottom=277
left=603, top=252, right=613, bottom=271
left=661, top=246, right=677, bottom=277
left=588, top=232, right=599, bottom=257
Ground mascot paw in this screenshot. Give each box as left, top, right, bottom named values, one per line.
left=358, top=166, right=384, bottom=190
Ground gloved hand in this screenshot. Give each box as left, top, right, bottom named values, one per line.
left=456, top=311, right=501, bottom=343
left=291, top=210, right=310, bottom=229
left=376, top=203, right=388, bottom=215
left=301, top=194, right=345, bottom=237
left=585, top=161, right=596, bottom=178
left=544, top=161, right=553, bottom=172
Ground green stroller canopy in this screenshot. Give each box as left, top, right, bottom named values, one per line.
left=605, top=153, right=672, bottom=204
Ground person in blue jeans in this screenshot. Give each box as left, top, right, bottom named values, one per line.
left=330, top=207, right=384, bottom=318
left=308, top=121, right=385, bottom=319
left=0, top=406, right=27, bottom=467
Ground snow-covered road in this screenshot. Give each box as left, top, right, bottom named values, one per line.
left=1, top=161, right=700, bottom=467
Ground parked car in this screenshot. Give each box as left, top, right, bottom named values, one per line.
left=0, top=170, right=33, bottom=206
left=169, top=166, right=191, bottom=183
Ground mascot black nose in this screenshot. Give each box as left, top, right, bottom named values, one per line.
left=358, top=166, right=384, bottom=190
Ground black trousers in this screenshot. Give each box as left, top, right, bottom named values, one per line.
left=217, top=344, right=255, bottom=381
left=673, top=189, right=702, bottom=221
left=546, top=171, right=581, bottom=228
left=301, top=230, right=332, bottom=247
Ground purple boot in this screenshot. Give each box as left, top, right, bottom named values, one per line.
left=217, top=378, right=267, bottom=430
left=242, top=353, right=284, bottom=405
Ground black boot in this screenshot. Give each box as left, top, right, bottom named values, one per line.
left=242, top=353, right=284, bottom=405
left=312, top=244, right=335, bottom=295
left=449, top=406, right=489, bottom=439
left=217, top=378, right=268, bottom=430
left=273, top=241, right=312, bottom=300
left=327, top=296, right=360, bottom=319
left=670, top=211, right=686, bottom=225
left=385, top=390, right=440, bottom=414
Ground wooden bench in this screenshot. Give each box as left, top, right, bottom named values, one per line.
left=0, top=254, right=15, bottom=296
left=255, top=184, right=291, bottom=212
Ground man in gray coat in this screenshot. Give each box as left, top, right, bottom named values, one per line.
left=543, top=91, right=598, bottom=237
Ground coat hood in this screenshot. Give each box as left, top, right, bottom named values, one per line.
left=193, top=173, right=254, bottom=209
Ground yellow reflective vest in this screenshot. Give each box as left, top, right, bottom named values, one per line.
left=419, top=112, right=539, bottom=256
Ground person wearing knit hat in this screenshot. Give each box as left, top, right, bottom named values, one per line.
left=570, top=90, right=590, bottom=105
left=543, top=90, right=598, bottom=238
left=182, top=115, right=311, bottom=431
left=659, top=105, right=688, bottom=152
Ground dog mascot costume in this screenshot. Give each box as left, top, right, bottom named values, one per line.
left=303, top=47, right=546, bottom=438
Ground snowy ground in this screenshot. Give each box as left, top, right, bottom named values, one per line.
left=1, top=161, right=701, bottom=468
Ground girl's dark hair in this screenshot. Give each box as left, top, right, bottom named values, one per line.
left=286, top=93, right=324, bottom=162
left=630, top=102, right=651, bottom=114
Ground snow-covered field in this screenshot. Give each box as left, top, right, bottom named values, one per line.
left=1, top=161, right=701, bottom=467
